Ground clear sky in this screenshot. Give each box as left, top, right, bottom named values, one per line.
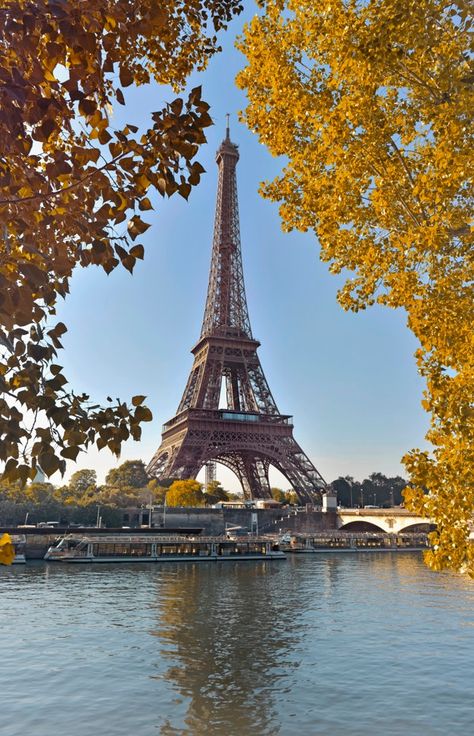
left=55, top=6, right=428, bottom=491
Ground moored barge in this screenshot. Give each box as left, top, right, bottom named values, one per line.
left=44, top=533, right=286, bottom=563
left=279, top=531, right=430, bottom=552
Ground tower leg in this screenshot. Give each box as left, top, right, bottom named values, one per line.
left=242, top=456, right=271, bottom=499
left=218, top=454, right=272, bottom=500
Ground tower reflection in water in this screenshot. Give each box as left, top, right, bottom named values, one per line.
left=149, top=561, right=298, bottom=735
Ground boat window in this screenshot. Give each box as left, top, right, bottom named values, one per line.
left=130, top=544, right=152, bottom=556
left=158, top=545, right=177, bottom=555
left=91, top=542, right=154, bottom=557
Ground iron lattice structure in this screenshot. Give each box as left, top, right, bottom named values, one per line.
left=147, top=128, right=327, bottom=503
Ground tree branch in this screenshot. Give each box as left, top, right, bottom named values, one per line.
left=0, top=151, right=128, bottom=207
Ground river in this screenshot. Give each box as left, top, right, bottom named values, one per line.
left=1, top=553, right=473, bottom=735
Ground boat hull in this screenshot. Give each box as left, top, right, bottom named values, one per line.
left=45, top=552, right=285, bottom=563
left=283, top=547, right=425, bottom=554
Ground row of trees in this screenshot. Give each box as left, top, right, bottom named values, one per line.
left=0, top=460, right=406, bottom=516
left=0, top=460, right=241, bottom=524
left=330, top=473, right=407, bottom=508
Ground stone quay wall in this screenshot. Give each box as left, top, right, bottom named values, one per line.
left=152, top=507, right=336, bottom=536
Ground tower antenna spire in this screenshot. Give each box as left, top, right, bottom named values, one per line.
left=225, top=113, right=230, bottom=140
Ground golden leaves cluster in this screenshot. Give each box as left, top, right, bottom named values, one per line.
left=166, top=479, right=205, bottom=507
left=238, top=0, right=473, bottom=573
left=0, top=0, right=242, bottom=483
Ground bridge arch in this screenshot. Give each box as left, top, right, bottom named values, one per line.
left=339, top=520, right=387, bottom=533
left=397, top=522, right=434, bottom=533
left=337, top=511, right=434, bottom=534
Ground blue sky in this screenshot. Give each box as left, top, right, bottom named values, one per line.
left=55, top=7, right=428, bottom=491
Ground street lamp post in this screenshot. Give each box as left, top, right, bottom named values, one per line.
left=148, top=494, right=153, bottom=528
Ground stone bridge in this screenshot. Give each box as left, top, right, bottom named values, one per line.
left=336, top=508, right=433, bottom=534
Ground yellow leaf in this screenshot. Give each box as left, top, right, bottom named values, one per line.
left=0, top=534, right=15, bottom=566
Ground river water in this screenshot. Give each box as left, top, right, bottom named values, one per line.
left=1, top=553, right=473, bottom=736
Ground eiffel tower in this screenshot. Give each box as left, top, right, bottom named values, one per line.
left=147, top=124, right=331, bottom=505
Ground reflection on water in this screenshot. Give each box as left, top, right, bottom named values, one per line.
left=152, top=563, right=297, bottom=735
left=1, top=553, right=473, bottom=736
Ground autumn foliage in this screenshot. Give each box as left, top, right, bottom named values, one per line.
left=238, top=1, right=473, bottom=573
left=0, top=1, right=242, bottom=483
left=166, top=479, right=205, bottom=508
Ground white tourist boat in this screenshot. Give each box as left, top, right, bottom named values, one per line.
left=44, top=533, right=286, bottom=563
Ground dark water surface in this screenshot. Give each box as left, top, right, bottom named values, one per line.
left=1, top=553, right=473, bottom=736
